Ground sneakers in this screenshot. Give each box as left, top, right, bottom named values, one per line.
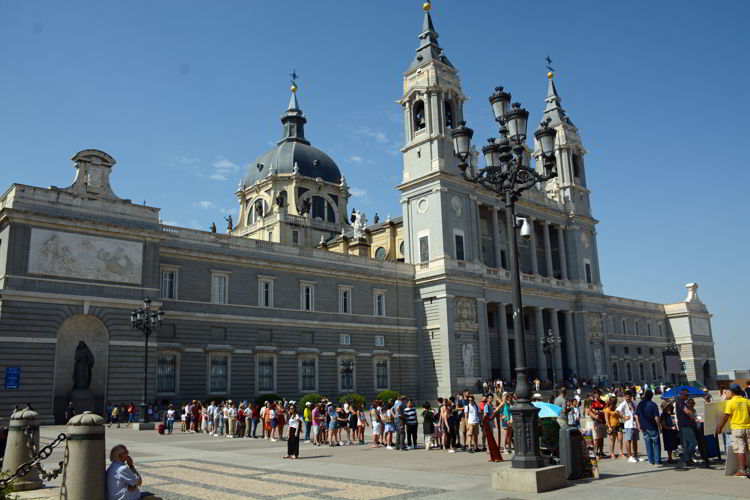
left=735, top=470, right=746, bottom=477
left=638, top=457, right=648, bottom=462
left=628, top=456, right=638, bottom=463
left=448, top=449, right=456, bottom=453
left=386, top=445, right=394, bottom=450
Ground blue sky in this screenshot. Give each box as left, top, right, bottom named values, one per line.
left=1, top=1, right=747, bottom=370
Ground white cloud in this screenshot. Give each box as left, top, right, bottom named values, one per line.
left=349, top=187, right=368, bottom=200
left=194, top=200, right=218, bottom=210
left=210, top=156, right=240, bottom=182
left=348, top=155, right=364, bottom=164
left=350, top=126, right=390, bottom=144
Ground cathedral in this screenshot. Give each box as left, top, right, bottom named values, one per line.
left=0, top=4, right=717, bottom=423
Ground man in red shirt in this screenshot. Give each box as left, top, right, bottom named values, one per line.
left=587, top=389, right=607, bottom=457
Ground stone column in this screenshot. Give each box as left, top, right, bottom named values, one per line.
left=477, top=299, right=491, bottom=380
left=1, top=408, right=42, bottom=491
left=491, top=207, right=503, bottom=269
left=534, top=307, right=547, bottom=378
left=529, top=218, right=539, bottom=275
left=498, top=303, right=512, bottom=380
left=564, top=310, right=578, bottom=376
left=61, top=412, right=106, bottom=500
left=550, top=309, right=564, bottom=382
left=473, top=199, right=482, bottom=263
left=557, top=225, right=568, bottom=280
left=542, top=221, right=554, bottom=277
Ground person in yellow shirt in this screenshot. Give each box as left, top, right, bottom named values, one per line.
left=303, top=402, right=313, bottom=442
left=716, top=384, right=750, bottom=477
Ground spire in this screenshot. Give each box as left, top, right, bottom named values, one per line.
left=543, top=73, right=573, bottom=127
left=407, top=1, right=454, bottom=72
left=279, top=79, right=310, bottom=145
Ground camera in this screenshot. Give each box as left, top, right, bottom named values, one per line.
left=518, top=217, right=533, bottom=241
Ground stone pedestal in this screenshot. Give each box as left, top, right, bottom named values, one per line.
left=1, top=408, right=43, bottom=491
left=491, top=464, right=567, bottom=494
left=131, top=422, right=156, bottom=431
left=348, top=237, right=371, bottom=257
left=60, top=411, right=105, bottom=500
left=68, top=389, right=95, bottom=414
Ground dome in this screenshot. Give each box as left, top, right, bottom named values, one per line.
left=243, top=90, right=342, bottom=186
left=244, top=140, right=341, bottom=186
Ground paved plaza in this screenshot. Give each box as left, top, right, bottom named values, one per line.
left=9, top=422, right=748, bottom=500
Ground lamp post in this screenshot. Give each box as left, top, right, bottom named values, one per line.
left=451, top=86, right=557, bottom=469
left=542, top=328, right=562, bottom=390
left=130, top=298, right=164, bottom=423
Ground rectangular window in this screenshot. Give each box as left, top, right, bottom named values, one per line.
left=624, top=346, right=629, bottom=354
left=375, top=335, right=385, bottom=347
left=635, top=321, right=640, bottom=335
left=209, top=355, right=228, bottom=393
left=419, top=235, right=429, bottom=263
left=610, top=345, right=616, bottom=354
left=301, top=283, right=315, bottom=311
left=301, top=358, right=316, bottom=391
left=211, top=272, right=228, bottom=304
left=340, top=358, right=354, bottom=391
left=292, top=230, right=299, bottom=244
left=658, top=324, right=663, bottom=336
left=647, top=323, right=652, bottom=336
left=651, top=362, right=657, bottom=380
left=258, top=356, right=274, bottom=392
left=374, top=291, right=386, bottom=317
left=340, top=333, right=351, bottom=345
left=649, top=348, right=654, bottom=355
left=375, top=359, right=388, bottom=390
left=339, top=287, right=352, bottom=314
left=454, top=233, right=465, bottom=261
left=626, top=362, right=633, bottom=381
left=639, top=362, right=645, bottom=381
left=258, top=277, right=274, bottom=307
left=584, top=262, right=592, bottom=284
left=160, top=269, right=177, bottom=299
left=622, top=319, right=627, bottom=334
left=637, top=347, right=642, bottom=354
left=157, top=354, right=176, bottom=393
left=612, top=363, right=619, bottom=382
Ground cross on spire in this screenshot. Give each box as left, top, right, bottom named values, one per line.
left=545, top=55, right=555, bottom=73
left=290, top=69, right=299, bottom=86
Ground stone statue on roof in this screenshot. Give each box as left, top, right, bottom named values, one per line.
left=352, top=210, right=368, bottom=239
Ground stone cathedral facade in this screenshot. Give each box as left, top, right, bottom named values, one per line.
left=0, top=7, right=717, bottom=423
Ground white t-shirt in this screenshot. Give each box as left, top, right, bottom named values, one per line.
left=616, top=400, right=637, bottom=429
left=288, top=414, right=302, bottom=428
left=166, top=409, right=176, bottom=420
left=467, top=403, right=480, bottom=424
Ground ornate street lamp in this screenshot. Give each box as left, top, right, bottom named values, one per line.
left=451, top=88, right=557, bottom=469
left=130, top=298, right=164, bottom=423
left=542, top=329, right=562, bottom=390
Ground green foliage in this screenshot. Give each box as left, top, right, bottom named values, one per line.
left=298, top=393, right=324, bottom=408
left=254, top=393, right=282, bottom=405
left=375, top=390, right=401, bottom=403
left=0, top=471, right=16, bottom=500
left=338, top=393, right=366, bottom=407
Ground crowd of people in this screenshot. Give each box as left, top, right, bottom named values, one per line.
left=99, top=379, right=750, bottom=476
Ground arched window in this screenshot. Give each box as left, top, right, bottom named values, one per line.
left=413, top=100, right=425, bottom=131
left=250, top=199, right=266, bottom=224
left=444, top=100, right=453, bottom=128
left=311, top=196, right=326, bottom=220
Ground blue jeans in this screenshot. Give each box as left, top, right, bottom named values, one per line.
left=643, top=429, right=661, bottom=464
left=679, top=427, right=698, bottom=464
left=166, top=419, right=174, bottom=434
left=252, top=418, right=259, bottom=437
left=218, top=417, right=225, bottom=435
left=304, top=421, right=312, bottom=441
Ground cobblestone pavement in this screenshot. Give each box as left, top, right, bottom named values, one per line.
left=12, top=424, right=750, bottom=500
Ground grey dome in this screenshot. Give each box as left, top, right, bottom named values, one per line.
left=245, top=141, right=341, bottom=186
left=244, top=91, right=342, bottom=186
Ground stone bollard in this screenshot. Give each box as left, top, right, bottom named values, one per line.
left=60, top=411, right=105, bottom=500
left=0, top=407, right=42, bottom=491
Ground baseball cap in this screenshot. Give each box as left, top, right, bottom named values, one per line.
left=730, top=383, right=742, bottom=392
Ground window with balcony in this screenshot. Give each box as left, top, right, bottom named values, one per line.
left=211, top=272, right=229, bottom=304
left=339, top=286, right=352, bottom=314
left=160, top=267, right=178, bottom=299
left=209, top=354, right=229, bottom=393
left=258, top=276, right=274, bottom=307
left=257, top=355, right=275, bottom=393
left=375, top=358, right=389, bottom=390
left=157, top=353, right=177, bottom=393
left=300, top=281, right=315, bottom=311
left=300, top=357, right=316, bottom=392
left=374, top=291, right=386, bottom=317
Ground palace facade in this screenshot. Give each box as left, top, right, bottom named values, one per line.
left=0, top=6, right=717, bottom=423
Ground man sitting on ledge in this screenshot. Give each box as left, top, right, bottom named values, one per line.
left=106, top=444, right=162, bottom=500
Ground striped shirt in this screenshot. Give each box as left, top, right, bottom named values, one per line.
left=403, top=406, right=417, bottom=425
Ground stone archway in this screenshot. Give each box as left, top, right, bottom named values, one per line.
left=52, top=315, right=109, bottom=423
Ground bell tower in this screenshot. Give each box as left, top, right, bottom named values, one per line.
left=400, top=2, right=467, bottom=184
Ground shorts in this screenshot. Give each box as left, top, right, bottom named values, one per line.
left=271, top=419, right=277, bottom=428
left=459, top=419, right=466, bottom=434
left=312, top=425, right=319, bottom=436
left=732, top=428, right=750, bottom=454
left=373, top=422, right=381, bottom=434
left=624, top=428, right=639, bottom=441
left=466, top=423, right=478, bottom=437
left=328, top=421, right=338, bottom=430
left=608, top=425, right=622, bottom=436
left=593, top=423, right=607, bottom=440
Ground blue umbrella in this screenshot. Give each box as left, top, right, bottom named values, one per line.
left=532, top=401, right=563, bottom=418
left=660, top=385, right=706, bottom=400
